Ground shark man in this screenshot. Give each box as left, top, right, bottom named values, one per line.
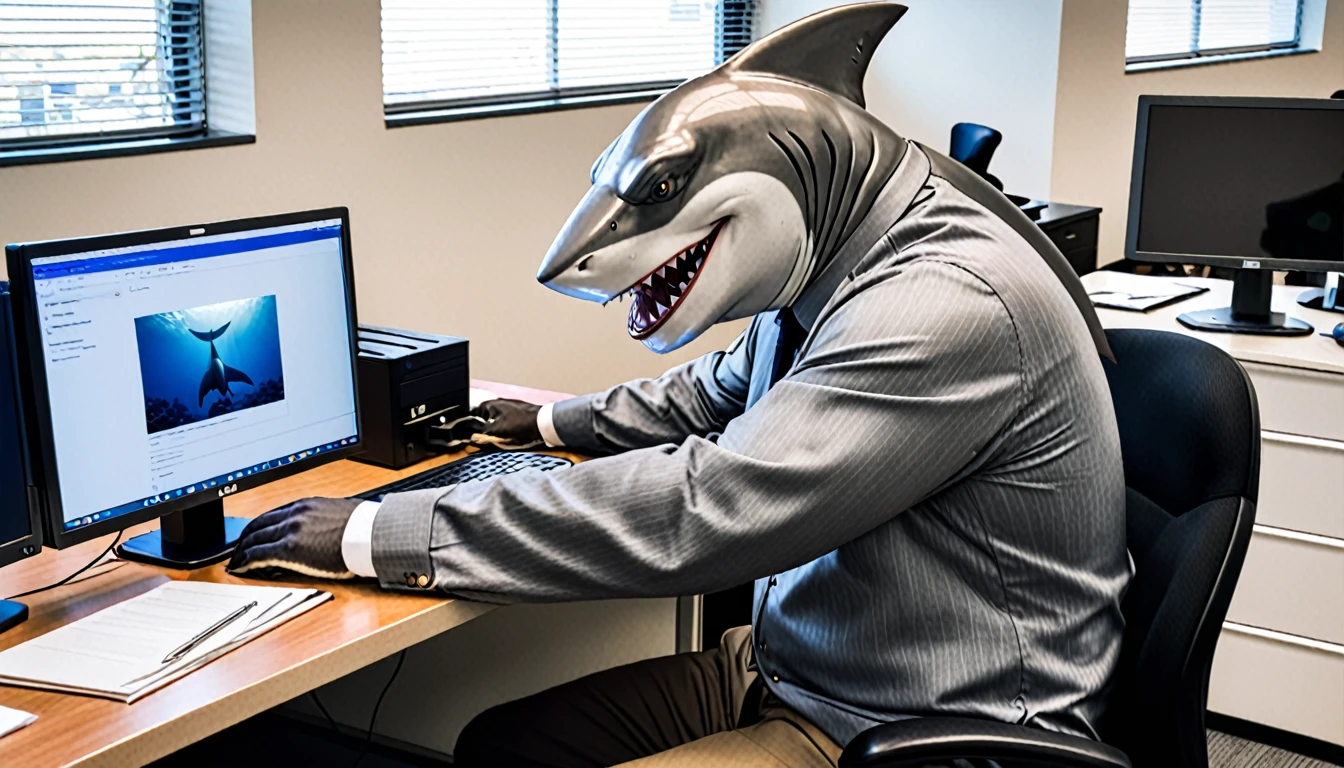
left=229, top=4, right=1129, bottom=766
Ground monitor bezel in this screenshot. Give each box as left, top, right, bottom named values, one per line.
left=6, top=208, right=365, bottom=550
left=1125, top=94, right=1344, bottom=272
left=0, top=284, right=43, bottom=569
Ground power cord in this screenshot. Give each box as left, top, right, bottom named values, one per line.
left=4, top=531, right=124, bottom=601
left=310, top=690, right=341, bottom=735
left=352, top=649, right=408, bottom=768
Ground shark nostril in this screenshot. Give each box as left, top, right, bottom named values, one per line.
left=576, top=255, right=593, bottom=272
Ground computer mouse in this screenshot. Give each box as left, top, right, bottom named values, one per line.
left=1323, top=322, right=1344, bottom=347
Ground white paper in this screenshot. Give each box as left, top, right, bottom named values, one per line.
left=0, top=581, right=330, bottom=702
left=1085, top=272, right=1206, bottom=312
left=0, top=703, right=36, bottom=739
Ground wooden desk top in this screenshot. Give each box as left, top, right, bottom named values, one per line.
left=1081, top=273, right=1344, bottom=376
left=0, top=381, right=580, bottom=768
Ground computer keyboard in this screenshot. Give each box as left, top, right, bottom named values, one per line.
left=356, top=451, right=573, bottom=501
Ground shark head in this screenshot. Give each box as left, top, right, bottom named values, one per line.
left=537, top=2, right=910, bottom=353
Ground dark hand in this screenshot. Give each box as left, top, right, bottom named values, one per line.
left=467, top=398, right=543, bottom=449
left=226, top=497, right=361, bottom=580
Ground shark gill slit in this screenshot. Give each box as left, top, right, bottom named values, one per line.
left=846, top=131, right=890, bottom=238
left=769, top=131, right=811, bottom=235
left=788, top=129, right=820, bottom=241
left=819, top=129, right=843, bottom=263
left=836, top=137, right=873, bottom=261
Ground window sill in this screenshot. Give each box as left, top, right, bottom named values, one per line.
left=385, top=87, right=668, bottom=128
left=0, top=130, right=255, bottom=168
left=1126, top=46, right=1319, bottom=74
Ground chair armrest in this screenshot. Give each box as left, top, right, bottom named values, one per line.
left=839, top=717, right=1131, bottom=768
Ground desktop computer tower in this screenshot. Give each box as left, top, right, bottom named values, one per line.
left=355, top=325, right=469, bottom=468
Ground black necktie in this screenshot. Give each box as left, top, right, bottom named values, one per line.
left=768, top=307, right=806, bottom=388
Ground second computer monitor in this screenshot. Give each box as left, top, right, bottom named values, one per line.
left=6, top=209, right=363, bottom=567
left=1126, top=95, right=1344, bottom=335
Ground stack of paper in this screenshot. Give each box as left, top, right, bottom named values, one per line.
left=1086, top=271, right=1208, bottom=312
left=0, top=582, right=330, bottom=703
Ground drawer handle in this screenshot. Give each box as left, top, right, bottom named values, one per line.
left=1223, top=621, right=1344, bottom=656
left=1253, top=524, right=1344, bottom=550
left=1063, top=231, right=1078, bottom=240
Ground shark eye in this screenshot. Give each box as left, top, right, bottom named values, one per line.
left=650, top=179, right=675, bottom=202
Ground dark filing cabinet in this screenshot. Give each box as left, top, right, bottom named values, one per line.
left=1033, top=203, right=1101, bottom=276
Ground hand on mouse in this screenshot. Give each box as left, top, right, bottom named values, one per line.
left=226, top=497, right=361, bottom=580
left=467, top=398, right=544, bottom=450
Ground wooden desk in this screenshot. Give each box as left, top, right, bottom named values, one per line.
left=0, top=381, right=579, bottom=768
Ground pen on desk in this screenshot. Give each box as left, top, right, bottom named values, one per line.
left=162, top=600, right=256, bottom=664
left=243, top=592, right=292, bottom=630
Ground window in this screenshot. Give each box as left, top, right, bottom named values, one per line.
left=1126, top=0, right=1305, bottom=64
left=381, top=0, right=756, bottom=120
left=0, top=0, right=206, bottom=150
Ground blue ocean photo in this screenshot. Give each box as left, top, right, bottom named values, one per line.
left=135, top=295, right=285, bottom=435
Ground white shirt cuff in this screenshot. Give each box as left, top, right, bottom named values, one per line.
left=341, top=500, right=381, bottom=578
left=537, top=402, right=564, bottom=448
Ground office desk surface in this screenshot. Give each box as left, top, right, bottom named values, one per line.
left=0, top=381, right=579, bottom=768
left=1081, top=273, right=1344, bottom=375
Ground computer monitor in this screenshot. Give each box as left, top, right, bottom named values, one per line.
left=1126, top=95, right=1344, bottom=335
left=6, top=209, right=363, bottom=569
left=0, top=283, right=43, bottom=633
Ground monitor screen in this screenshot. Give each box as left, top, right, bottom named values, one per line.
left=0, top=289, right=31, bottom=554
left=27, top=219, right=359, bottom=532
left=1134, top=102, right=1344, bottom=266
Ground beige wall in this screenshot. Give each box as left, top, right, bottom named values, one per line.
left=0, top=0, right=743, bottom=396
left=1050, top=0, right=1344, bottom=268
left=760, top=0, right=1065, bottom=200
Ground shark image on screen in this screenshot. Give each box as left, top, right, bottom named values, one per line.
left=135, top=295, right=285, bottom=435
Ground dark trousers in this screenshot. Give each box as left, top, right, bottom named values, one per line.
left=454, top=626, right=841, bottom=767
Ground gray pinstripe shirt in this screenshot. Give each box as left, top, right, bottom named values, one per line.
left=371, top=144, right=1129, bottom=746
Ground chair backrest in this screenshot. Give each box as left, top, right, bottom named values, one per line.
left=949, top=122, right=1002, bottom=178
left=1098, top=329, right=1260, bottom=768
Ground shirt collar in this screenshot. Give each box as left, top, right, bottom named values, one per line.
left=790, top=141, right=932, bottom=332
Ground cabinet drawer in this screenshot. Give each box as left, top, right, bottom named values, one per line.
left=1259, top=433, right=1344, bottom=539
left=1227, top=527, right=1344, bottom=644
left=1062, top=246, right=1096, bottom=277
left=1209, top=626, right=1344, bottom=746
left=1041, top=216, right=1098, bottom=254
left=1242, top=362, right=1344, bottom=441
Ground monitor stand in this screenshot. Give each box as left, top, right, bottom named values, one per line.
left=0, top=600, right=26, bottom=635
left=1178, top=268, right=1313, bottom=336
left=116, top=499, right=250, bottom=570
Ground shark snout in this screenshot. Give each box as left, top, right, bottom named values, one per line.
left=537, top=185, right=626, bottom=293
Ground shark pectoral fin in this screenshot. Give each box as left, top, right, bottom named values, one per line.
left=199, top=371, right=213, bottom=407
left=223, top=365, right=253, bottom=387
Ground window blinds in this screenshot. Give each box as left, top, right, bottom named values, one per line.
left=382, top=0, right=757, bottom=113
left=1126, top=0, right=1303, bottom=62
left=0, top=0, right=206, bottom=149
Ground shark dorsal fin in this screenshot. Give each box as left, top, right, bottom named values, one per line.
left=722, top=2, right=907, bottom=108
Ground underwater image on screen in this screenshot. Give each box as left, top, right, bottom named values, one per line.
left=135, top=295, right=285, bottom=435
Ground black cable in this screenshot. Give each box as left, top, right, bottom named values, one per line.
left=5, top=531, right=124, bottom=601
left=310, top=690, right=341, bottom=736
left=352, top=649, right=407, bottom=768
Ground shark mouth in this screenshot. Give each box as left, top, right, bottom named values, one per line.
left=620, top=220, right=726, bottom=339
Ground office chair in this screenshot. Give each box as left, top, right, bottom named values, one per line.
left=841, top=329, right=1260, bottom=768
left=949, top=122, right=1004, bottom=191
